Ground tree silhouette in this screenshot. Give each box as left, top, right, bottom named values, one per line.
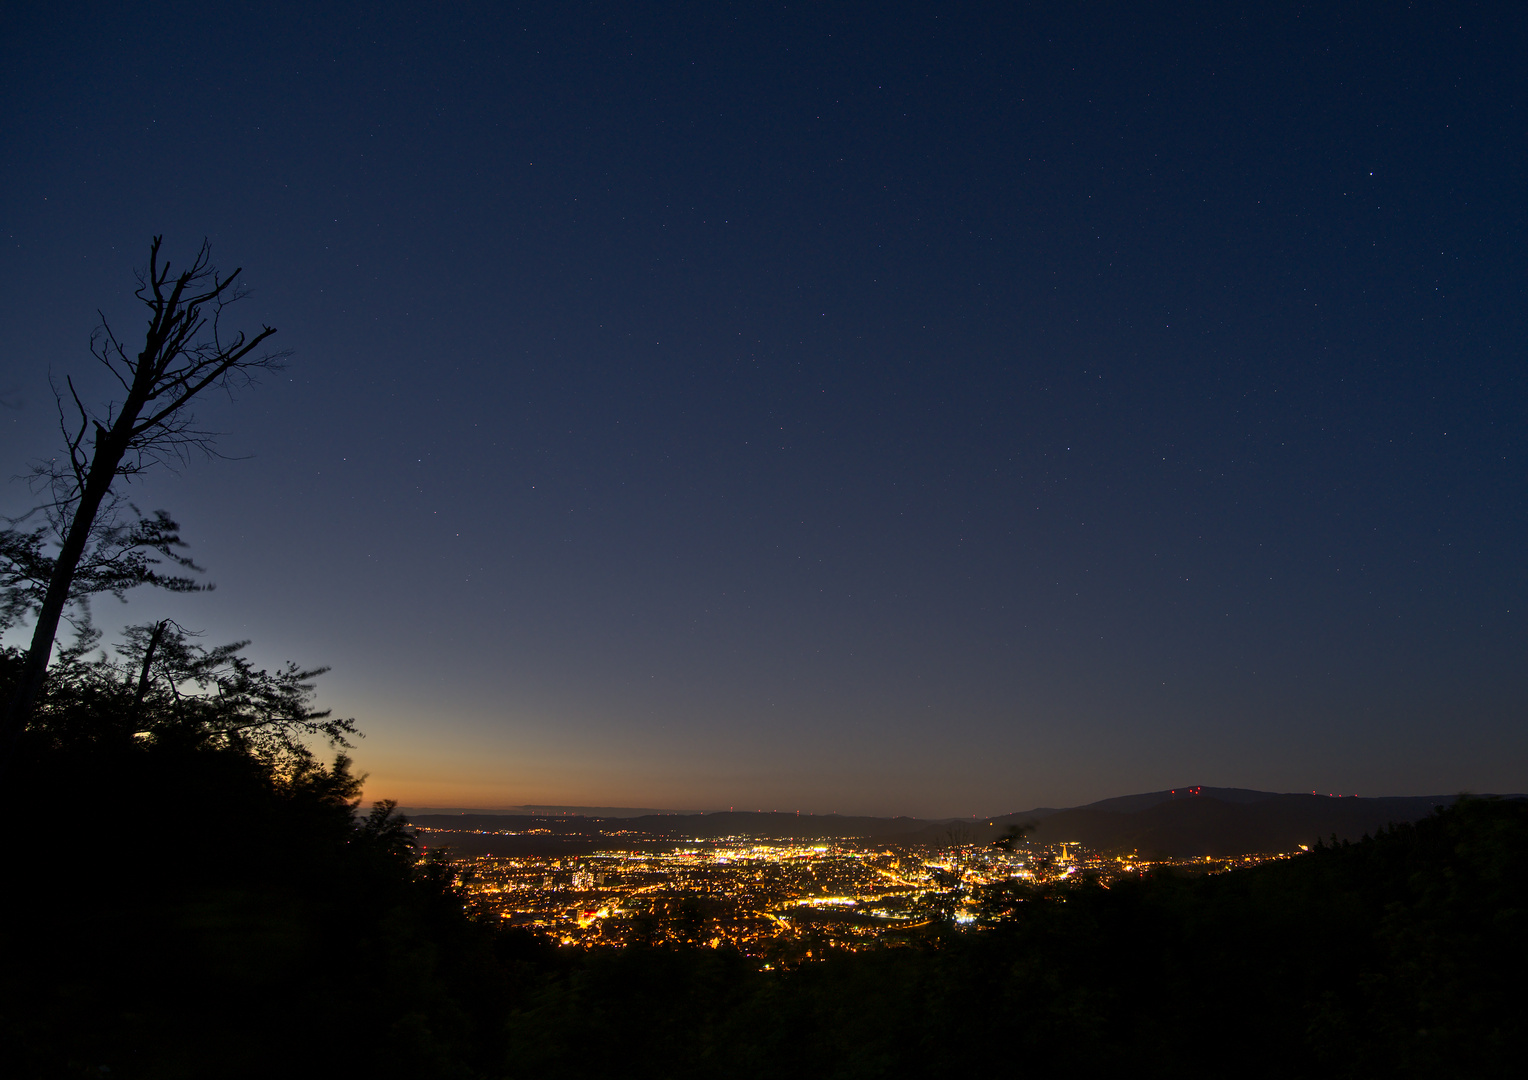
left=0, top=237, right=287, bottom=764
left=991, top=821, right=1034, bottom=852
left=13, top=616, right=357, bottom=763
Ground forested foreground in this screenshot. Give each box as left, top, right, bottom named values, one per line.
left=3, top=649, right=1524, bottom=1079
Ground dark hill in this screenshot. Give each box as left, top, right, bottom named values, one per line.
left=1076, top=785, right=1285, bottom=814
left=408, top=810, right=940, bottom=856
left=623, top=810, right=933, bottom=840
left=408, top=810, right=932, bottom=840
left=1017, top=792, right=1462, bottom=856
left=997, top=787, right=1289, bottom=821
left=409, top=793, right=1495, bottom=858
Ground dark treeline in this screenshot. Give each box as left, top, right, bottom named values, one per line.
left=3, top=644, right=1524, bottom=1078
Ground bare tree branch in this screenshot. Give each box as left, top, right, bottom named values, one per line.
left=1, top=237, right=290, bottom=763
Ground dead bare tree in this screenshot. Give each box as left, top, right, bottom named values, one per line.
left=1, top=237, right=288, bottom=762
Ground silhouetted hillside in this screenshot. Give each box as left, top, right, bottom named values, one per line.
left=499, top=796, right=1528, bottom=1079
left=1011, top=792, right=1460, bottom=856
left=410, top=810, right=939, bottom=855
left=1066, top=785, right=1290, bottom=813
left=405, top=804, right=683, bottom=818
left=8, top=661, right=1526, bottom=1080
left=412, top=792, right=1488, bottom=858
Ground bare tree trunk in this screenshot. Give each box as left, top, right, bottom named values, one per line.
left=0, top=237, right=282, bottom=769
left=3, top=427, right=127, bottom=752
left=131, top=619, right=170, bottom=718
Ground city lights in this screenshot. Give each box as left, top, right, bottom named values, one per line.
left=419, top=827, right=1298, bottom=960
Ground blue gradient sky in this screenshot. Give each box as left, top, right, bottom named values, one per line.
left=2, top=2, right=1524, bottom=815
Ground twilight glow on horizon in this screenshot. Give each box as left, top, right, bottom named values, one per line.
left=1, top=4, right=1523, bottom=817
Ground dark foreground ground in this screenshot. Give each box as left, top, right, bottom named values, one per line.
left=5, top=737, right=1525, bottom=1079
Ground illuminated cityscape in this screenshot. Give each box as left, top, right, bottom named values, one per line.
left=418, top=825, right=1296, bottom=959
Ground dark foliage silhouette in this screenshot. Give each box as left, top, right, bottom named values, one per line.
left=0, top=644, right=550, bottom=1079
left=2, top=619, right=1522, bottom=1076
left=1, top=237, right=287, bottom=763
left=492, top=797, right=1527, bottom=1080
left=7, top=639, right=1521, bottom=1080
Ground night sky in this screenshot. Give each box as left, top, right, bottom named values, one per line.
left=2, top=3, right=1524, bottom=816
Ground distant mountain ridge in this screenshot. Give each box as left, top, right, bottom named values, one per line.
left=406, top=809, right=945, bottom=857
left=406, top=788, right=1522, bottom=858
left=994, top=789, right=1494, bottom=858
left=997, top=786, right=1401, bottom=820
left=402, top=804, right=685, bottom=819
